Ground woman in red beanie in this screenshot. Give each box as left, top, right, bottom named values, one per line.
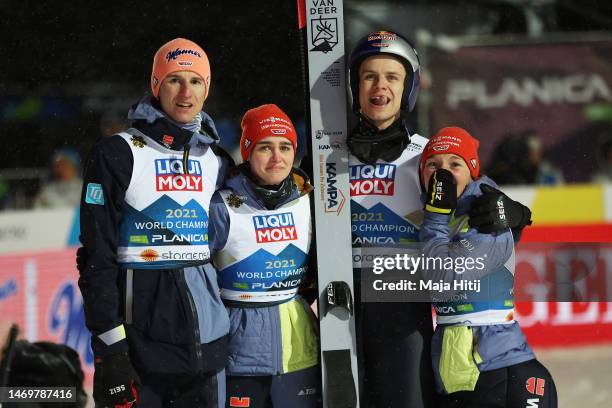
left=419, top=126, right=557, bottom=407
left=208, top=104, right=320, bottom=407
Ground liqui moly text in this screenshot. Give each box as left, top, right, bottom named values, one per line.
left=155, top=159, right=203, bottom=191
left=350, top=164, right=396, bottom=196
left=253, top=212, right=298, bottom=243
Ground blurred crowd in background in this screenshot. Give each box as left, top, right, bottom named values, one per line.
left=2, top=0, right=612, bottom=211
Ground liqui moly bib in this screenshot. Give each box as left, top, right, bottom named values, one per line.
left=116, top=131, right=218, bottom=269
left=350, top=135, right=428, bottom=266
left=215, top=189, right=311, bottom=303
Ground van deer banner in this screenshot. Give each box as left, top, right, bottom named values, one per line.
left=427, top=38, right=612, bottom=182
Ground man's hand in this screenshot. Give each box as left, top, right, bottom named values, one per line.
left=424, top=169, right=457, bottom=214
left=93, top=352, right=140, bottom=407
left=468, top=184, right=533, bottom=234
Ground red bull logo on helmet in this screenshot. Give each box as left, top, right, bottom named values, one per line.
left=350, top=164, right=396, bottom=196
left=368, top=31, right=397, bottom=42
left=155, top=159, right=203, bottom=191
left=253, top=212, right=298, bottom=243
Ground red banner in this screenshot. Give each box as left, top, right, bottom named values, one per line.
left=0, top=248, right=94, bottom=387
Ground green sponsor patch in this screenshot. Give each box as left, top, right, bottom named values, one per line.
left=457, top=304, right=474, bottom=312
left=130, top=235, right=149, bottom=244
left=504, top=300, right=514, bottom=307
left=233, top=282, right=249, bottom=290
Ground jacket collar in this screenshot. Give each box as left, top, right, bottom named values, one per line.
left=127, top=96, right=219, bottom=150
left=224, top=164, right=312, bottom=210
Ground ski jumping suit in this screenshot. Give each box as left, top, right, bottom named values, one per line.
left=79, top=97, right=230, bottom=407
left=209, top=166, right=320, bottom=408
left=420, top=176, right=557, bottom=408
left=350, top=133, right=436, bottom=407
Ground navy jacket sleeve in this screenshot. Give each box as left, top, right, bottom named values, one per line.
left=78, top=135, right=133, bottom=356
left=208, top=191, right=230, bottom=256
left=210, top=145, right=235, bottom=190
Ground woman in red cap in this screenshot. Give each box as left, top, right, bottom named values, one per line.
left=208, top=104, right=320, bottom=407
left=419, top=126, right=557, bottom=407
left=79, top=38, right=232, bottom=407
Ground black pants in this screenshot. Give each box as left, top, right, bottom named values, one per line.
left=439, top=359, right=557, bottom=408
left=135, top=369, right=224, bottom=408
left=359, top=301, right=436, bottom=408
left=226, top=366, right=320, bottom=408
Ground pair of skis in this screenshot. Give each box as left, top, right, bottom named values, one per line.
left=297, top=1, right=359, bottom=407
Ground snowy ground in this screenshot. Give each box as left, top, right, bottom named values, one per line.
left=535, top=344, right=612, bottom=408
left=82, top=345, right=612, bottom=407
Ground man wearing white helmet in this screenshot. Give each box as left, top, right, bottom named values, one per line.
left=346, top=30, right=533, bottom=407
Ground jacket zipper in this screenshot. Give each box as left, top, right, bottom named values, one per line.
left=178, top=270, right=203, bottom=369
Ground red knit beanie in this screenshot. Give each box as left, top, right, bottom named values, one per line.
left=420, top=126, right=480, bottom=179
left=151, top=38, right=211, bottom=99
left=240, top=104, right=298, bottom=161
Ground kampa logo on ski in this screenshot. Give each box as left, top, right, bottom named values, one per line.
left=253, top=213, right=298, bottom=243
left=350, top=164, right=396, bottom=196
left=324, top=162, right=346, bottom=214
left=155, top=159, right=203, bottom=191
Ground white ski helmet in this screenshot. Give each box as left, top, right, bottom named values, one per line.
left=348, top=30, right=420, bottom=113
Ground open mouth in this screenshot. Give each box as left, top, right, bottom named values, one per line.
left=370, top=95, right=390, bottom=106
left=176, top=102, right=193, bottom=109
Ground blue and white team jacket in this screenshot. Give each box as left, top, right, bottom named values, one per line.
left=419, top=177, right=535, bottom=393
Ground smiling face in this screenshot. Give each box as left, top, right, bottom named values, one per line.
left=358, top=55, right=406, bottom=130
left=158, top=71, right=207, bottom=123
left=422, top=154, right=473, bottom=197
left=248, top=137, right=295, bottom=186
